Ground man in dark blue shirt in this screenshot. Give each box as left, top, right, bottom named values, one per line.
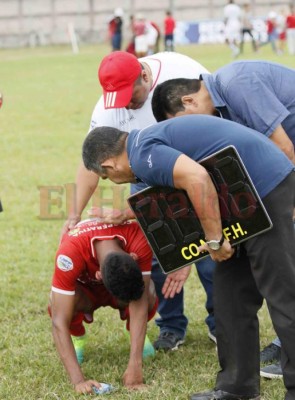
left=82, top=115, right=295, bottom=400
left=151, top=60, right=295, bottom=163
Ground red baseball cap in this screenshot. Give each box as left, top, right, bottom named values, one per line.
left=98, top=51, right=142, bottom=109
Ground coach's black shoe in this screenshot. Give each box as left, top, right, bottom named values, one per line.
left=260, top=362, right=283, bottom=379
left=153, top=331, right=184, bottom=351
left=260, top=342, right=281, bottom=364
left=190, top=389, right=260, bottom=400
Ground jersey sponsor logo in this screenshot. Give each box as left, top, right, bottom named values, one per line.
left=57, top=255, right=73, bottom=271
left=68, top=228, right=80, bottom=236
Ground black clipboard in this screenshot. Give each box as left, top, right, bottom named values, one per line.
left=127, top=146, right=273, bottom=274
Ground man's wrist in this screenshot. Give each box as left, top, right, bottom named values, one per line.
left=68, top=213, right=81, bottom=221
left=206, top=235, right=224, bottom=251
left=127, top=358, right=143, bottom=367
left=72, top=376, right=86, bottom=387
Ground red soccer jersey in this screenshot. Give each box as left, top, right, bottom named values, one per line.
left=134, top=20, right=146, bottom=36
left=286, top=14, right=295, bottom=29
left=164, top=17, right=176, bottom=35
left=150, top=21, right=161, bottom=35
left=52, top=220, right=152, bottom=295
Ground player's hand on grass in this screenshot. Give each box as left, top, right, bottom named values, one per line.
left=122, top=367, right=145, bottom=390
left=162, top=265, right=192, bottom=299
left=74, top=379, right=102, bottom=394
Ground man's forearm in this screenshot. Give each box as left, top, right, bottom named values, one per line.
left=270, top=125, right=295, bottom=164
left=69, top=161, right=99, bottom=218
left=174, top=156, right=223, bottom=239
left=186, top=173, right=223, bottom=239
left=173, top=155, right=234, bottom=262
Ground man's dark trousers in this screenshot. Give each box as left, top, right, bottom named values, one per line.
left=214, top=172, right=295, bottom=399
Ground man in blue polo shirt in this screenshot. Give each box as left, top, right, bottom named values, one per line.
left=82, top=114, right=295, bottom=400
left=151, top=60, right=295, bottom=163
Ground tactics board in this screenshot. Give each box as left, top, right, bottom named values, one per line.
left=127, top=146, right=273, bottom=273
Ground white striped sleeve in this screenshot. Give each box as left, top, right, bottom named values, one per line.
left=51, top=286, right=75, bottom=295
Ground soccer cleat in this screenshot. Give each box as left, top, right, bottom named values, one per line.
left=71, top=334, right=86, bottom=365
left=153, top=331, right=184, bottom=351
left=260, top=362, right=283, bottom=379
left=260, top=342, right=281, bottom=364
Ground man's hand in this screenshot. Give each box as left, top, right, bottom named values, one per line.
left=162, top=265, right=192, bottom=299
left=60, top=214, right=81, bottom=242
left=270, top=125, right=295, bottom=163
left=198, top=240, right=234, bottom=262
left=74, top=380, right=103, bottom=394
left=122, top=365, right=146, bottom=390
left=87, top=206, right=135, bottom=224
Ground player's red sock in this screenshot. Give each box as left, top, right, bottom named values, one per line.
left=69, top=312, right=85, bottom=336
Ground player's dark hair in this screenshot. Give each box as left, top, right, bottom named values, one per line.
left=101, top=252, right=144, bottom=302
left=82, top=127, right=128, bottom=174
left=152, top=78, right=201, bottom=122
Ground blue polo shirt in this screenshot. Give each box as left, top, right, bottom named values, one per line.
left=127, top=115, right=294, bottom=199
left=201, top=61, right=295, bottom=147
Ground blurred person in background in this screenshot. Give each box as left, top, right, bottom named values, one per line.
left=108, top=8, right=123, bottom=51
left=150, top=21, right=161, bottom=53
left=223, top=0, right=242, bottom=58
left=286, top=3, right=295, bottom=55
left=133, top=14, right=148, bottom=57
left=145, top=19, right=160, bottom=55
left=133, top=15, right=160, bottom=57
left=125, top=14, right=136, bottom=55
left=259, top=11, right=280, bottom=54
left=276, top=8, right=287, bottom=54
left=240, top=3, right=257, bottom=53
left=164, top=10, right=176, bottom=51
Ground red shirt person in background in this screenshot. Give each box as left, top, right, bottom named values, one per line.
left=259, top=12, right=279, bottom=54
left=164, top=10, right=176, bottom=51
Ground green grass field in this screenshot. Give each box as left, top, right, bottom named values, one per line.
left=0, top=41, right=292, bottom=399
